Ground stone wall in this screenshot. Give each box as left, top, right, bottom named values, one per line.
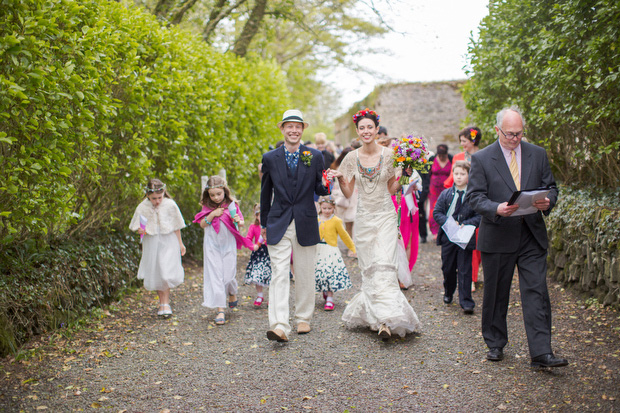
left=334, top=81, right=468, bottom=154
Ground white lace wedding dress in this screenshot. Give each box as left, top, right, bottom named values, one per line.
left=339, top=148, right=421, bottom=337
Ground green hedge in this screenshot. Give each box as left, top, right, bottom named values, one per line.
left=463, top=0, right=620, bottom=188
left=0, top=0, right=289, bottom=247
left=547, top=186, right=620, bottom=307
left=0, top=0, right=289, bottom=355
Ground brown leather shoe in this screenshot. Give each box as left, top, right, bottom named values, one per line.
left=266, top=328, right=288, bottom=342
left=296, top=322, right=311, bottom=334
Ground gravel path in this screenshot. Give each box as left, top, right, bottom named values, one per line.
left=1, top=241, right=619, bottom=412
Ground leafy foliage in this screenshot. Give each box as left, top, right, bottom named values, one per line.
left=0, top=232, right=142, bottom=357
left=136, top=0, right=387, bottom=121
left=0, top=0, right=290, bottom=247
left=547, top=186, right=620, bottom=307
left=463, top=0, right=620, bottom=187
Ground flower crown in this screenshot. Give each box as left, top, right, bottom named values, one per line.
left=318, top=196, right=335, bottom=205
left=206, top=183, right=226, bottom=190
left=469, top=129, right=478, bottom=142
left=352, top=108, right=380, bottom=124
left=145, top=183, right=166, bottom=193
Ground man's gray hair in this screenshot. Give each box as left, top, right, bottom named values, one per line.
left=496, top=106, right=526, bottom=128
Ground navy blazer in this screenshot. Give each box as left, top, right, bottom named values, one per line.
left=260, top=145, right=330, bottom=246
left=433, top=186, right=481, bottom=250
left=466, top=141, right=558, bottom=253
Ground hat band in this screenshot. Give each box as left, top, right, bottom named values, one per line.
left=281, top=115, right=304, bottom=123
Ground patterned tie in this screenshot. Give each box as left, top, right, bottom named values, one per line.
left=285, top=149, right=299, bottom=175
left=510, top=150, right=520, bottom=190
left=453, top=190, right=464, bottom=219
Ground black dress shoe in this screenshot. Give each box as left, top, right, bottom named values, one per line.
left=462, top=307, right=474, bottom=314
left=487, top=347, right=504, bottom=361
left=421, top=237, right=427, bottom=244
left=443, top=295, right=453, bottom=304
left=531, top=353, right=569, bottom=368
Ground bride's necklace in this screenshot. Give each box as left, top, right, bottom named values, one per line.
left=357, top=149, right=383, bottom=193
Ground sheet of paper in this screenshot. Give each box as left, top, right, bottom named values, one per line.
left=441, top=216, right=476, bottom=250
left=509, top=189, right=550, bottom=217
left=403, top=183, right=416, bottom=211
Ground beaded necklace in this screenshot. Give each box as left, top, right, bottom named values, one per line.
left=356, top=148, right=384, bottom=193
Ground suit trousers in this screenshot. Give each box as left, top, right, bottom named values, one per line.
left=441, top=242, right=474, bottom=309
left=267, top=220, right=317, bottom=336
left=481, top=221, right=552, bottom=358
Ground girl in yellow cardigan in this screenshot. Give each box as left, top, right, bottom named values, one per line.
left=315, top=196, right=356, bottom=311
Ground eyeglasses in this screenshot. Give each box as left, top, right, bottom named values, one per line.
left=498, top=127, right=524, bottom=140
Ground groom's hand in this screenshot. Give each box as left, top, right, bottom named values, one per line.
left=261, top=228, right=267, bottom=244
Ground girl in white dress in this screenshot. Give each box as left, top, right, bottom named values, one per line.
left=193, top=176, right=256, bottom=325
left=129, top=179, right=186, bottom=317
left=330, top=109, right=421, bottom=339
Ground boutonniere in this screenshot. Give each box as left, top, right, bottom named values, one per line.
left=300, top=151, right=313, bottom=167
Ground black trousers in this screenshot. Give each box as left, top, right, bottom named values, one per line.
left=441, top=242, right=474, bottom=308
left=418, top=192, right=428, bottom=239
left=480, top=222, right=552, bottom=358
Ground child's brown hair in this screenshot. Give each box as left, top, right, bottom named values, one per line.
left=145, top=178, right=171, bottom=198
left=452, top=160, right=470, bottom=174
left=201, top=175, right=234, bottom=209
left=253, top=203, right=260, bottom=226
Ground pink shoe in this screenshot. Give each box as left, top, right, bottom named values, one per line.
left=253, top=296, right=264, bottom=307
left=324, top=301, right=335, bottom=311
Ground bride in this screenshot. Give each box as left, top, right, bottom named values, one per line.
left=330, top=109, right=421, bottom=339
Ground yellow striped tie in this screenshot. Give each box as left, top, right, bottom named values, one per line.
left=510, top=150, right=520, bottom=190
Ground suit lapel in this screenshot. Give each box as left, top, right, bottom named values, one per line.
left=295, top=145, right=309, bottom=201
left=490, top=141, right=519, bottom=191
left=520, top=143, right=533, bottom=189
left=275, top=148, right=294, bottom=202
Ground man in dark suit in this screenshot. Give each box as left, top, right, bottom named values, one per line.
left=467, top=107, right=568, bottom=368
left=260, top=109, right=331, bottom=343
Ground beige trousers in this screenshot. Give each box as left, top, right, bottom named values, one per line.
left=267, top=220, right=317, bottom=336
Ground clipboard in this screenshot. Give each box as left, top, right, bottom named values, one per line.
left=507, top=187, right=553, bottom=206
left=507, top=187, right=553, bottom=216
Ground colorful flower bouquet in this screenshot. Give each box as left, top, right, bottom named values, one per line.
left=392, top=135, right=432, bottom=185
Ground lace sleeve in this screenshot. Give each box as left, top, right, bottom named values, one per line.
left=385, top=156, right=399, bottom=180
left=338, top=150, right=356, bottom=183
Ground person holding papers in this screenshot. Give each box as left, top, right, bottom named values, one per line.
left=467, top=106, right=568, bottom=368
left=433, top=161, right=480, bottom=314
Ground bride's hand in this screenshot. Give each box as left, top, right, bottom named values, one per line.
left=329, top=168, right=343, bottom=180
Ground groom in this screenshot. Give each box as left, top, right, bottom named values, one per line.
left=260, top=109, right=331, bottom=342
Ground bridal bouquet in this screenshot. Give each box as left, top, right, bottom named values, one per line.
left=392, top=135, right=432, bottom=185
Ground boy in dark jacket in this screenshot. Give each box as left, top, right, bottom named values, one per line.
left=433, top=161, right=481, bottom=314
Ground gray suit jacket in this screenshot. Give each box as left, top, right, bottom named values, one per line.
left=466, top=141, right=558, bottom=254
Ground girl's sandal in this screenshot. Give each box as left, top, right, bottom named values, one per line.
left=161, top=304, right=172, bottom=316
left=157, top=304, right=165, bottom=316
left=228, top=295, right=238, bottom=308
left=214, top=312, right=226, bottom=325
